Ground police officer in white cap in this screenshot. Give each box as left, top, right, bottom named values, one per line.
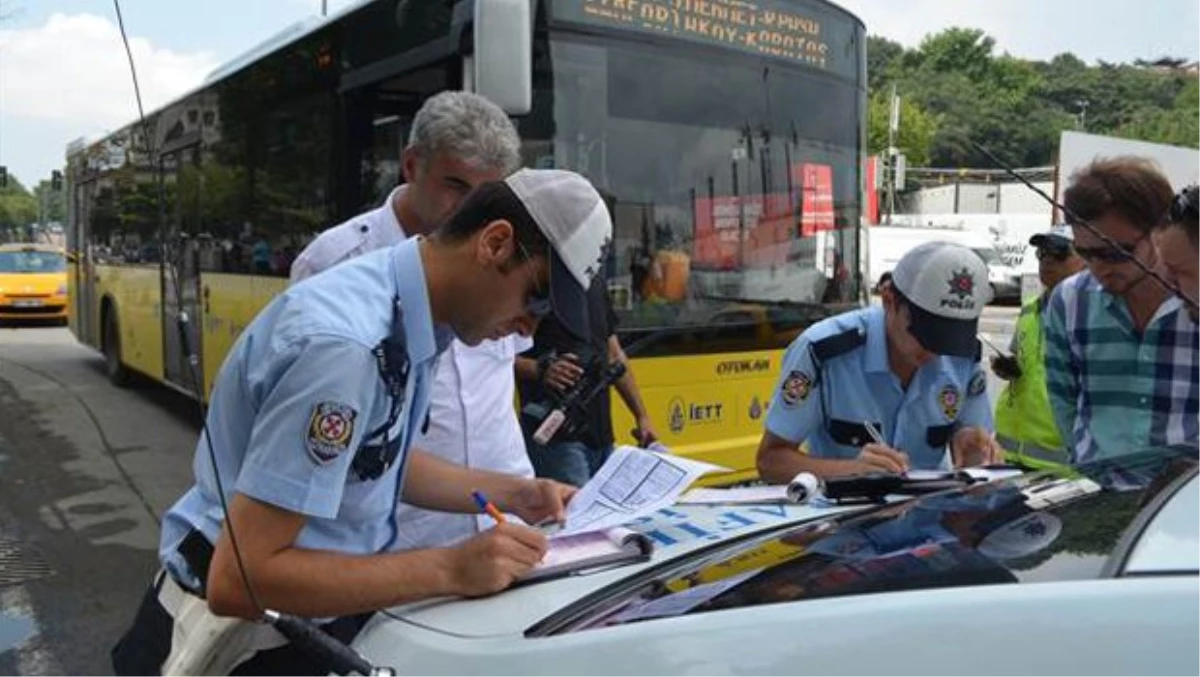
left=112, top=169, right=613, bottom=675
left=289, top=91, right=537, bottom=549
left=758, top=241, right=1003, bottom=482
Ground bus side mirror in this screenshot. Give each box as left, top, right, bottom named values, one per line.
left=472, top=0, right=532, bottom=115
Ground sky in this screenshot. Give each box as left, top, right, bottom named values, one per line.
left=0, top=0, right=1197, bottom=186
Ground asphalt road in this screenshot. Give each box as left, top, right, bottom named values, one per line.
left=0, top=326, right=198, bottom=675
left=0, top=307, right=1018, bottom=674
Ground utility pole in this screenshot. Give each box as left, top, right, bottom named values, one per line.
left=321, top=0, right=328, bottom=16
left=885, top=84, right=900, bottom=224
left=37, top=182, right=47, bottom=243
left=1075, top=99, right=1089, bottom=131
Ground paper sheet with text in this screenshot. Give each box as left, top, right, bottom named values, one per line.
left=556, top=445, right=728, bottom=538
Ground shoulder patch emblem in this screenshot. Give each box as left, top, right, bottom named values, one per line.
left=937, top=384, right=961, bottom=421
left=306, top=401, right=358, bottom=464
left=781, top=370, right=813, bottom=407
left=968, top=371, right=987, bottom=397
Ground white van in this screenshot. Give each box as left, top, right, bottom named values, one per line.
left=866, top=224, right=1020, bottom=303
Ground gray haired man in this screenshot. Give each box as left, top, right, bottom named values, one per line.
left=291, top=90, right=537, bottom=549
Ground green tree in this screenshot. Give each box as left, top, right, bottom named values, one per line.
left=33, top=179, right=66, bottom=224
left=866, top=35, right=904, bottom=93
left=867, top=91, right=939, bottom=167
left=866, top=27, right=1199, bottom=169
left=1113, top=106, right=1200, bottom=148
left=0, top=174, right=38, bottom=236
left=911, top=28, right=996, bottom=82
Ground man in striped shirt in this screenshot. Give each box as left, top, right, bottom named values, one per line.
left=1044, top=157, right=1199, bottom=464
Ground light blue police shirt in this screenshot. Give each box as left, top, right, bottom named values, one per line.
left=159, top=237, right=451, bottom=589
left=765, top=306, right=991, bottom=470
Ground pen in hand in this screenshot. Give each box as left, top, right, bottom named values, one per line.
left=471, top=490, right=506, bottom=525
left=863, top=420, right=885, bottom=445
left=861, top=420, right=909, bottom=474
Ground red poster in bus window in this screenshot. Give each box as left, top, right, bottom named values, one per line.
left=693, top=193, right=793, bottom=269
left=864, top=156, right=880, bottom=225
left=792, top=163, right=835, bottom=236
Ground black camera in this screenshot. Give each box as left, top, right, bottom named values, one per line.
left=521, top=351, right=626, bottom=445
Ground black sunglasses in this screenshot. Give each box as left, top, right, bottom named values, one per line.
left=1036, top=246, right=1071, bottom=262
left=1074, top=235, right=1145, bottom=264
left=514, top=239, right=552, bottom=318
left=1168, top=187, right=1199, bottom=223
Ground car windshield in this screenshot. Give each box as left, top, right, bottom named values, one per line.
left=533, top=445, right=1197, bottom=636
left=0, top=250, right=66, bottom=273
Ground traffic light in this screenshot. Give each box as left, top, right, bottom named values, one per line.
left=0, top=165, right=7, bottom=188
left=51, top=170, right=63, bottom=191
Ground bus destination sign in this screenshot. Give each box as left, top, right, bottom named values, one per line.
left=556, top=0, right=857, bottom=75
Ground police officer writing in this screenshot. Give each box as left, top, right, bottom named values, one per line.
left=757, top=242, right=1002, bottom=483
left=111, top=169, right=613, bottom=675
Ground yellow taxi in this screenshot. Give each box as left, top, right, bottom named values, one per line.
left=0, top=243, right=69, bottom=324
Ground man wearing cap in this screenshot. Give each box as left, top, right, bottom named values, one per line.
left=757, top=241, right=1002, bottom=483
left=289, top=91, right=537, bottom=550
left=111, top=169, right=612, bottom=675
left=992, top=225, right=1086, bottom=470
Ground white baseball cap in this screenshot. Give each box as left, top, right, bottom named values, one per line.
left=1029, top=223, right=1074, bottom=247
left=891, top=241, right=991, bottom=358
left=504, top=169, right=613, bottom=338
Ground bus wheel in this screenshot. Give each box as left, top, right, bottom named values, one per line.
left=103, top=312, right=132, bottom=387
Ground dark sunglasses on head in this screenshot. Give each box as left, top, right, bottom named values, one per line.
left=1168, top=187, right=1199, bottom=223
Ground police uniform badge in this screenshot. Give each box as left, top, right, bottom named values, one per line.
left=781, top=370, right=812, bottom=407
left=967, top=370, right=987, bottom=397
left=937, top=384, right=961, bottom=421
left=306, top=401, right=358, bottom=464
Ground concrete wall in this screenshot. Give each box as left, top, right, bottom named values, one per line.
left=903, top=182, right=1056, bottom=217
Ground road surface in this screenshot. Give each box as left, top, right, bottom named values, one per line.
left=0, top=327, right=197, bottom=675
left=0, top=307, right=1018, bottom=673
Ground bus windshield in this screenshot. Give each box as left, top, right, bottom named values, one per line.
left=542, top=35, right=863, bottom=340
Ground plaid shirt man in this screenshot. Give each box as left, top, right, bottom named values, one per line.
left=1044, top=270, right=1199, bottom=464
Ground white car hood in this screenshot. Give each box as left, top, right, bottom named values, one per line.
left=379, top=502, right=854, bottom=637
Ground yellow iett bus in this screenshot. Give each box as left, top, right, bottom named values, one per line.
left=65, top=0, right=868, bottom=483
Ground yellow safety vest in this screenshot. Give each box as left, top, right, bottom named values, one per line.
left=994, top=295, right=1070, bottom=470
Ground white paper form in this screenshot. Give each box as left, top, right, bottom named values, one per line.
left=556, top=445, right=727, bottom=537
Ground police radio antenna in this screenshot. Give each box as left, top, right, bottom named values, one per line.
left=969, top=139, right=1198, bottom=313
left=110, top=1, right=387, bottom=673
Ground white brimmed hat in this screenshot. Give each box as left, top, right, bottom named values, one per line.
left=891, top=241, right=990, bottom=358
left=504, top=169, right=613, bottom=338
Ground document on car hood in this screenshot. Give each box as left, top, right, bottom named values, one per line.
left=555, top=445, right=728, bottom=537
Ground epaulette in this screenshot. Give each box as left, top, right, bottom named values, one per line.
left=810, top=327, right=866, bottom=364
